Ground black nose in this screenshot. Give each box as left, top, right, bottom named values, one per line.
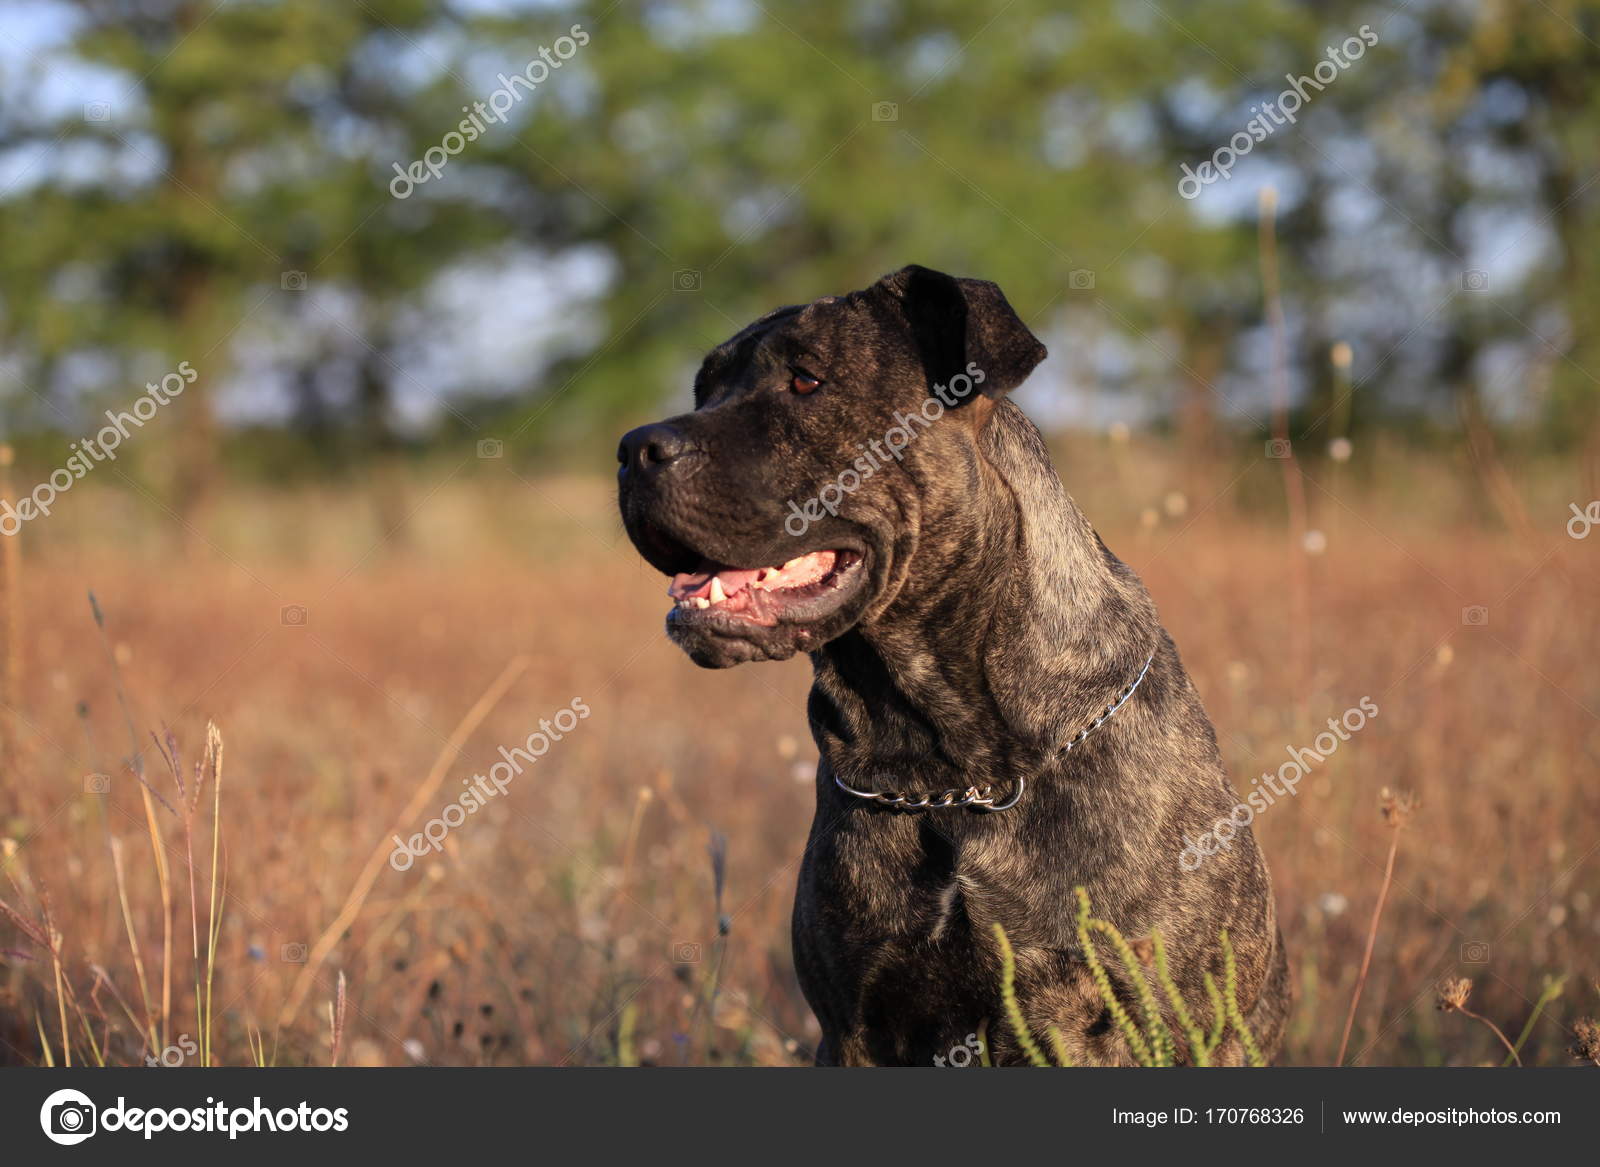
left=617, top=423, right=696, bottom=476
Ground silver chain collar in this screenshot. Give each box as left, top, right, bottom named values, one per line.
left=831, top=651, right=1156, bottom=813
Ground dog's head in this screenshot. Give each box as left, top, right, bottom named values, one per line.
left=617, top=264, right=1046, bottom=668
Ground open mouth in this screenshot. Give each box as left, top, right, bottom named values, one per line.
left=667, top=549, right=865, bottom=628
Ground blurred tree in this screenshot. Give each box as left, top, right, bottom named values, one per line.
left=0, top=0, right=1596, bottom=507
left=1433, top=0, right=1600, bottom=449
left=487, top=0, right=1307, bottom=475
left=0, top=0, right=547, bottom=519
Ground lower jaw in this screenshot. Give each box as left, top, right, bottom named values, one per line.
left=668, top=604, right=779, bottom=633
left=668, top=551, right=867, bottom=630
left=666, top=608, right=817, bottom=666
left=671, top=593, right=782, bottom=629
left=666, top=594, right=845, bottom=638
left=665, top=561, right=870, bottom=663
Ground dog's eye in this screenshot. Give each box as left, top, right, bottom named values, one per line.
left=790, top=369, right=823, bottom=395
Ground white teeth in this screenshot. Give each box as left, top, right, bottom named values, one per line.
left=693, top=596, right=710, bottom=609
left=709, top=577, right=726, bottom=604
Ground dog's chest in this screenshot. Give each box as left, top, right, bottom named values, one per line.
left=796, top=835, right=1020, bottom=1061
left=809, top=817, right=1044, bottom=956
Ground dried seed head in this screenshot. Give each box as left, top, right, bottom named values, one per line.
left=1436, top=977, right=1473, bottom=1012
left=1572, top=1017, right=1600, bottom=1064
left=1380, top=787, right=1419, bottom=828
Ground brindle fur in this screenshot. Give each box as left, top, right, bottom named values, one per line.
left=617, top=265, right=1289, bottom=1066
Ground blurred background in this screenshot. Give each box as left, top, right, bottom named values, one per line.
left=0, top=0, right=1595, bottom=1068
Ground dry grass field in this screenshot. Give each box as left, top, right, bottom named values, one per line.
left=1, top=436, right=1596, bottom=1067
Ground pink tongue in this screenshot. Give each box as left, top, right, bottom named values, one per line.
left=714, top=567, right=763, bottom=594
left=770, top=551, right=835, bottom=588
left=667, top=570, right=714, bottom=599
left=667, top=552, right=836, bottom=599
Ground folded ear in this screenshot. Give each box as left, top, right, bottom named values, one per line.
left=871, top=264, right=1047, bottom=400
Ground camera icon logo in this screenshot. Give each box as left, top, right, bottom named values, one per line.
left=281, top=604, right=308, bottom=627
left=871, top=101, right=899, bottom=122
left=477, top=438, right=504, bottom=459
left=672, top=269, right=702, bottom=292
left=281, top=941, right=309, bottom=963
left=1461, top=605, right=1489, bottom=627
left=84, top=773, right=111, bottom=794
left=281, top=270, right=308, bottom=291
left=1265, top=438, right=1292, bottom=459
left=1460, top=940, right=1490, bottom=963
left=1462, top=270, right=1489, bottom=292
left=83, top=102, right=111, bottom=123
left=40, top=1088, right=97, bottom=1145
left=672, top=941, right=701, bottom=963
left=1068, top=269, right=1096, bottom=290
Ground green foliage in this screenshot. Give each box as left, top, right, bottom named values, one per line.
left=1219, top=929, right=1265, bottom=1067
left=990, top=921, right=1052, bottom=1067
left=1152, top=929, right=1211, bottom=1068
left=1504, top=975, right=1566, bottom=1067
left=1073, top=887, right=1157, bottom=1065
left=2, top=0, right=1598, bottom=476
left=991, top=888, right=1264, bottom=1067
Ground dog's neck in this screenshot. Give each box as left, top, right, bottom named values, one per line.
left=809, top=402, right=1158, bottom=795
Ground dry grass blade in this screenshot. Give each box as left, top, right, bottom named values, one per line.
left=89, top=593, right=176, bottom=1049
left=0, top=894, right=49, bottom=948
left=88, top=964, right=148, bottom=1054
left=329, top=971, right=348, bottom=1067
left=108, top=836, right=159, bottom=1053
left=1436, top=977, right=1522, bottom=1065
left=1335, top=787, right=1416, bottom=1065
left=279, top=655, right=530, bottom=1025
left=202, top=721, right=224, bottom=1066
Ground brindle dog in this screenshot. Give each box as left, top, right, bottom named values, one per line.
left=617, top=265, right=1289, bottom=1065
